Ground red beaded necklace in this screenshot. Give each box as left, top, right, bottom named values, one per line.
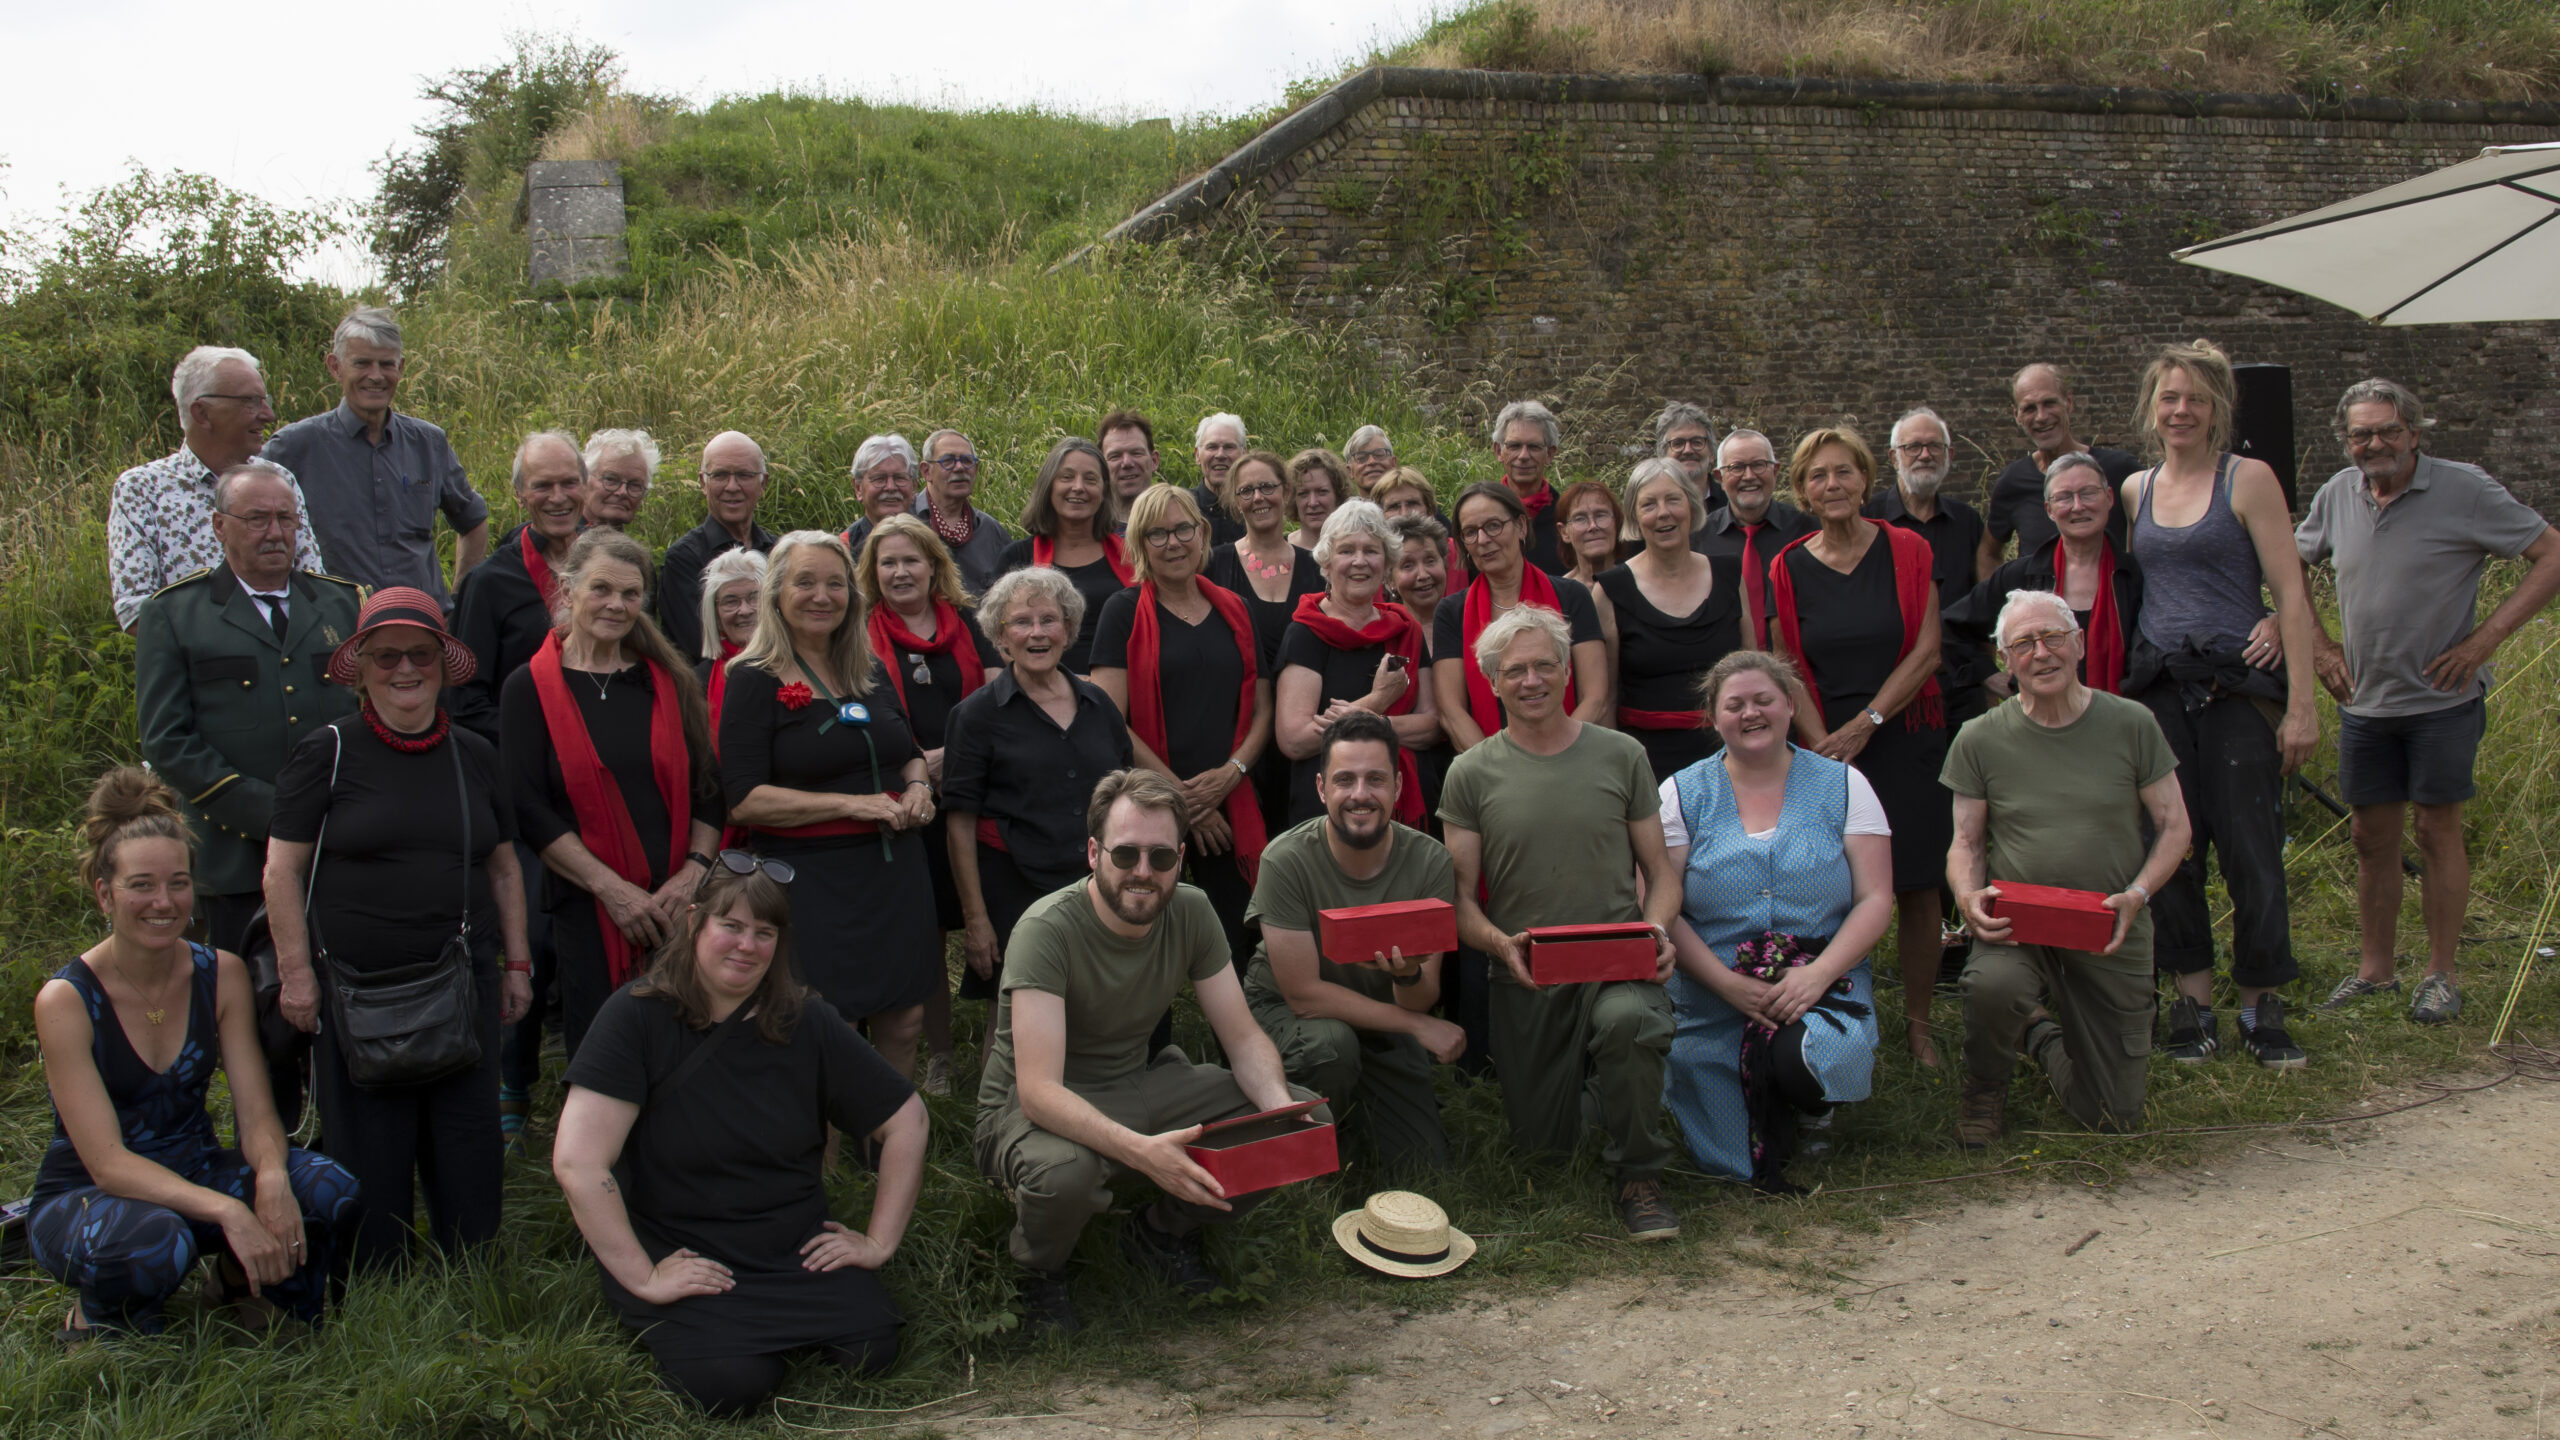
left=362, top=697, right=451, bottom=753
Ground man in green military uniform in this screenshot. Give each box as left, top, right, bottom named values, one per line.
left=134, top=459, right=365, bottom=957
left=1245, top=711, right=1461, bottom=1176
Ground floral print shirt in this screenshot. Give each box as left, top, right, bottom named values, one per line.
left=108, top=445, right=326, bottom=627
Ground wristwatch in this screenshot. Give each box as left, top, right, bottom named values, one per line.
left=1229, top=757, right=1251, bottom=777
left=686, top=850, right=716, bottom=871
left=1391, top=970, right=1425, bottom=987
left=1862, top=707, right=1886, bottom=728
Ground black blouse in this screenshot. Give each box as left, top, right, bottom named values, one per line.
left=1596, top=560, right=1745, bottom=713
left=875, top=608, right=997, bottom=751
left=1777, top=535, right=1903, bottom=713
left=940, top=669, right=1133, bottom=880
left=996, top=537, right=1127, bottom=674
left=499, top=662, right=724, bottom=904
left=1206, top=544, right=1326, bottom=675
left=718, top=660, right=922, bottom=813
left=1090, top=590, right=1249, bottom=780
left=1274, top=619, right=1414, bottom=824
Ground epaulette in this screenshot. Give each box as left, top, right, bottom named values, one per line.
left=307, top=571, right=370, bottom=601
left=150, top=567, right=215, bottom=599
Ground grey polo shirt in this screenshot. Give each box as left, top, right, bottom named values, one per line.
left=2296, top=453, right=2549, bottom=718
left=261, top=401, right=489, bottom=605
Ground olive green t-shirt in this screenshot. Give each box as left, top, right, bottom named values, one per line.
left=1940, top=692, right=2178, bottom=966
left=977, top=879, right=1229, bottom=1110
left=1436, top=723, right=1656, bottom=935
left=1243, top=817, right=1459, bottom=1009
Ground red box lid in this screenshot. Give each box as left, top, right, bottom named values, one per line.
left=1986, top=881, right=2112, bottom=913
left=1526, top=922, right=1658, bottom=943
left=1317, top=899, right=1457, bottom=965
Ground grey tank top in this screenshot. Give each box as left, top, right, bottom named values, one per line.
left=2132, top=454, right=2261, bottom=649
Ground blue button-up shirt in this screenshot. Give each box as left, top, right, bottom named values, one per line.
left=262, top=401, right=489, bottom=604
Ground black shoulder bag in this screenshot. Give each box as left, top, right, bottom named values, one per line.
left=317, top=728, right=485, bottom=1089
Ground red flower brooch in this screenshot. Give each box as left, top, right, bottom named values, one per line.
left=777, top=681, right=816, bottom=710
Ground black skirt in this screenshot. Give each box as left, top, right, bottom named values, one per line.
left=1823, top=696, right=1951, bottom=895
left=760, top=830, right=940, bottom=1018
left=1630, top=725, right=1721, bottom=790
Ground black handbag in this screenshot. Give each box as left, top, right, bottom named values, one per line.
left=314, top=728, right=484, bottom=1090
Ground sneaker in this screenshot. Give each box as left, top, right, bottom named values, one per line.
left=2319, top=973, right=2402, bottom=1011
left=1957, top=1073, right=2007, bottom=1150
left=921, top=1054, right=953, bottom=1098
left=2163, top=997, right=2218, bottom=1063
left=2239, top=995, right=2308, bottom=1070
left=1617, top=1178, right=1680, bottom=1242
left=1018, top=1270, right=1080, bottom=1339
left=498, top=1085, right=530, bottom=1151
left=1122, top=1208, right=1220, bottom=1296
left=2410, top=972, right=2462, bottom=1025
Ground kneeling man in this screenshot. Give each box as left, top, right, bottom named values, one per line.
left=1946, top=590, right=2190, bottom=1147
left=976, top=769, right=1319, bottom=1338
left=1246, top=711, right=1462, bottom=1176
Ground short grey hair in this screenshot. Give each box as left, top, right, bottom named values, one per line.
left=980, top=565, right=1088, bottom=645
left=696, top=546, right=768, bottom=660
left=1622, top=456, right=1705, bottom=535
left=1195, top=412, right=1246, bottom=449
left=1994, top=588, right=2079, bottom=649
left=171, top=345, right=260, bottom=418
left=2042, top=450, right=2108, bottom=496
left=1491, top=399, right=1560, bottom=450
left=1890, top=406, right=1951, bottom=449
left=212, top=459, right=295, bottom=511
left=851, top=434, right=917, bottom=480
left=331, top=306, right=402, bottom=357
left=921, top=428, right=972, bottom=461
left=1718, top=427, right=1776, bottom=464
left=2333, top=378, right=2429, bottom=444
left=1651, top=401, right=1716, bottom=452
left=584, top=428, right=661, bottom=477
left=1312, top=498, right=1400, bottom=569
left=1473, top=603, right=1574, bottom=679
left=1391, top=512, right=1450, bottom=547
left=1345, top=424, right=1393, bottom=457
left=512, top=429, right=588, bottom=491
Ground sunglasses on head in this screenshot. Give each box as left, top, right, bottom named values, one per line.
left=1104, top=843, right=1183, bottom=874
left=694, top=849, right=796, bottom=898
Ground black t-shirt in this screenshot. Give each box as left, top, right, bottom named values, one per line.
left=499, top=663, right=724, bottom=905
left=1205, top=544, right=1326, bottom=675
left=1091, top=590, right=1249, bottom=779
left=1429, top=577, right=1604, bottom=677
left=997, top=537, right=1127, bottom=674
left=1596, top=559, right=1745, bottom=712
left=717, top=660, right=922, bottom=813
left=876, top=609, right=995, bottom=751
left=1276, top=619, right=1419, bottom=823
left=1777, top=535, right=1902, bottom=715
left=269, top=717, right=517, bottom=973
left=1986, top=446, right=2137, bottom=557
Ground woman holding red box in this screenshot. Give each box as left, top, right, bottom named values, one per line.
left=1659, top=650, right=1894, bottom=1193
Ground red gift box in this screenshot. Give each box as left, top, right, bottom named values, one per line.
left=1318, top=899, right=1457, bottom=967
left=1527, top=922, right=1659, bottom=984
left=1986, top=881, right=2118, bottom=952
left=1184, top=1099, right=1338, bottom=1196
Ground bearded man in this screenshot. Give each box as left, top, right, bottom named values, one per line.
left=1867, top=406, right=1994, bottom=723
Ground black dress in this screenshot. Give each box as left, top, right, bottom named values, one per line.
left=1206, top=544, right=1324, bottom=835
left=997, top=537, right=1127, bottom=674
left=718, top=662, right=939, bottom=1018
left=1597, top=559, right=1744, bottom=784
left=565, top=988, right=914, bottom=1363
left=500, top=664, right=725, bottom=1057
left=1775, top=537, right=1952, bottom=893
left=876, top=609, right=998, bottom=932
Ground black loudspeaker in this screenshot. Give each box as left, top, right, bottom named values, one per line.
left=2233, top=363, right=2297, bottom=512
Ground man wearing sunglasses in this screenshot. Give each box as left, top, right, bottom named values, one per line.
left=975, top=769, right=1320, bottom=1339
left=912, top=428, right=1011, bottom=596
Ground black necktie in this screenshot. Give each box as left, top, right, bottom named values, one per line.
left=257, top=593, right=289, bottom=642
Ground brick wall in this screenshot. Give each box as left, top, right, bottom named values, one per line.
left=1123, top=70, right=2560, bottom=512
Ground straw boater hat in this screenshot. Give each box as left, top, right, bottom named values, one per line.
left=1332, top=1191, right=1476, bottom=1278
left=326, top=585, right=478, bottom=687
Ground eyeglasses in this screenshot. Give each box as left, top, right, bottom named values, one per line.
left=591, top=474, right=649, bottom=494
left=1141, top=521, right=1202, bottom=548
left=1893, top=441, right=1948, bottom=456
left=2003, top=628, right=2079, bottom=658
left=703, top=468, right=766, bottom=485
left=1234, top=481, right=1283, bottom=499
left=1497, top=658, right=1564, bottom=682
left=930, top=453, right=978, bottom=469
left=1346, top=447, right=1394, bottom=463
left=1459, top=518, right=1515, bottom=543
left=199, top=392, right=273, bottom=409
left=1718, top=459, right=1777, bottom=478
left=217, top=508, right=299, bottom=532
left=1497, top=441, right=1549, bottom=455
left=1664, top=435, right=1713, bottom=452
left=363, top=644, right=443, bottom=672
left=2346, top=424, right=2412, bottom=447
left=694, top=849, right=796, bottom=897
left=2046, top=486, right=2109, bottom=511
left=1105, top=842, right=1184, bottom=874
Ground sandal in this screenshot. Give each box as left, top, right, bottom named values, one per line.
left=54, top=1303, right=94, bottom=1352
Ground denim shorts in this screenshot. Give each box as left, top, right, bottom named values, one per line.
left=2337, top=697, right=2484, bottom=807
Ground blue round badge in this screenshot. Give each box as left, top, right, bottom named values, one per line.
left=838, top=701, right=871, bottom=727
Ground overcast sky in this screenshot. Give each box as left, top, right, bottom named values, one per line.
left=5, top=0, right=1441, bottom=285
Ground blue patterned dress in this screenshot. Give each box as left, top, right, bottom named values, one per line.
left=1663, top=747, right=1879, bottom=1179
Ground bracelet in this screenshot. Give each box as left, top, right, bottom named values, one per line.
left=2127, top=882, right=2151, bottom=904
left=686, top=850, right=715, bottom=870
left=904, top=779, right=932, bottom=792
left=1391, top=969, right=1425, bottom=987
left=504, top=962, right=532, bottom=974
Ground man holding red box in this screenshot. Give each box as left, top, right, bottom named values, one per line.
left=1945, top=590, right=2190, bottom=1147
left=1245, top=712, right=1461, bottom=1176
left=1440, top=607, right=1684, bottom=1242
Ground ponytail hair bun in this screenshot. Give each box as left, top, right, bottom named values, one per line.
left=80, top=765, right=193, bottom=893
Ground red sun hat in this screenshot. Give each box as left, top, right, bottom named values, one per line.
left=326, top=585, right=479, bottom=687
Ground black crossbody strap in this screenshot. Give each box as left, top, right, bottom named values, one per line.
left=449, top=738, right=471, bottom=942
left=306, top=725, right=344, bottom=928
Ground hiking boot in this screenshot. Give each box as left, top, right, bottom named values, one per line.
left=1018, top=1270, right=1080, bottom=1339
left=1617, top=1178, right=1680, bottom=1242
left=2410, top=972, right=2462, bottom=1025
left=2239, top=994, right=2308, bottom=1071
left=2319, top=973, right=2402, bottom=1012
left=2163, top=996, right=2218, bottom=1063
left=921, top=1053, right=953, bottom=1098
left=1957, top=1074, right=2007, bottom=1150
left=1122, top=1208, right=1220, bottom=1296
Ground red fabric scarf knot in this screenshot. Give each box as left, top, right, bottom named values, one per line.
left=1287, top=592, right=1427, bottom=828
left=868, top=597, right=987, bottom=713
left=1032, top=533, right=1134, bottom=586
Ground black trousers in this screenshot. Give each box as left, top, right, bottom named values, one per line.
left=958, top=846, right=1080, bottom=1002
left=545, top=899, right=618, bottom=1064
left=659, top=1332, right=898, bottom=1417
left=2136, top=684, right=2300, bottom=990
left=314, top=960, right=505, bottom=1274
left=499, top=843, right=559, bottom=1093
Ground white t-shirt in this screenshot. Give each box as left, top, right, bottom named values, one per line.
left=1657, top=766, right=1890, bottom=850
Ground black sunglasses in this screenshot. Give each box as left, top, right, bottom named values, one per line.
left=1104, top=843, right=1184, bottom=874
left=695, top=849, right=795, bottom=897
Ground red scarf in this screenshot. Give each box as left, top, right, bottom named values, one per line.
left=1128, top=579, right=1268, bottom=878
left=520, top=526, right=560, bottom=611
left=1289, top=592, right=1426, bottom=826
left=927, top=499, right=975, bottom=548
left=868, top=597, right=988, bottom=713
left=1516, top=482, right=1555, bottom=519
left=1458, top=567, right=1581, bottom=740
left=2054, top=539, right=2126, bottom=695
left=1738, top=520, right=1773, bottom=644
left=1032, top=533, right=1133, bottom=586
left=529, top=631, right=692, bottom=987
left=1766, top=520, right=1943, bottom=732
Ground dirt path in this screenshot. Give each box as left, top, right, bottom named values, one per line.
left=978, top=1076, right=2560, bottom=1440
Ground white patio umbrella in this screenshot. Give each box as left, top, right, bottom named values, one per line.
left=2173, top=141, right=2560, bottom=325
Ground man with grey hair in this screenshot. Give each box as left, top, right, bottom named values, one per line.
left=841, top=433, right=920, bottom=554
left=110, top=345, right=327, bottom=629
left=578, top=429, right=659, bottom=530
left=1343, top=426, right=1397, bottom=491
left=1946, top=588, right=2189, bottom=1147
left=1693, top=427, right=1813, bottom=630
left=1650, top=401, right=1723, bottom=510
left=1984, top=363, right=2133, bottom=560
left=1490, top=399, right=1567, bottom=574
left=1190, top=412, right=1249, bottom=547
left=1440, top=603, right=1682, bottom=1241
left=263, top=306, right=490, bottom=609
left=1867, top=406, right=1994, bottom=722
left=451, top=431, right=589, bottom=743
left=914, top=427, right=1011, bottom=594
left=657, top=430, right=778, bottom=655
left=2297, top=379, right=2560, bottom=1026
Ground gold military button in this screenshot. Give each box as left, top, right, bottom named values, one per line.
left=285, top=685, right=296, bottom=694
left=280, top=656, right=291, bottom=665
left=242, top=680, right=252, bottom=688
left=289, top=715, right=299, bottom=724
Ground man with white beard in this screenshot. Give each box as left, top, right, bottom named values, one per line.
left=1866, top=406, right=1994, bottom=724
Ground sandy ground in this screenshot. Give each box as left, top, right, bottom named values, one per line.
left=962, top=1075, right=2560, bottom=1440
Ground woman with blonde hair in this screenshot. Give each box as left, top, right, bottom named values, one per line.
left=1602, top=458, right=1749, bottom=782
left=719, top=531, right=939, bottom=1078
